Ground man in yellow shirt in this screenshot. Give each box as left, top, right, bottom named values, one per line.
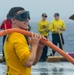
left=38, top=13, right=50, bottom=61
left=50, top=13, right=66, bottom=56
left=4, top=7, right=44, bottom=75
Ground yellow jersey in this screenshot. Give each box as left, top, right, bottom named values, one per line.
left=4, top=32, right=31, bottom=75
left=51, top=19, right=66, bottom=33
left=38, top=20, right=51, bottom=36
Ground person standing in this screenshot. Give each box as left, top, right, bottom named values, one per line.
left=0, top=18, right=12, bottom=61
left=4, top=7, right=44, bottom=75
left=38, top=13, right=51, bottom=61
left=50, top=13, right=66, bottom=56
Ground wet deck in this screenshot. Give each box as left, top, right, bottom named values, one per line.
left=0, top=62, right=74, bottom=75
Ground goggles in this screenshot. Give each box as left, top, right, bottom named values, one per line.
left=42, top=15, right=47, bottom=18
left=43, top=15, right=47, bottom=18
left=14, top=11, right=30, bottom=21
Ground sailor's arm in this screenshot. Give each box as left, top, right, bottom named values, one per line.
left=24, top=33, right=42, bottom=67
left=33, top=42, right=44, bottom=65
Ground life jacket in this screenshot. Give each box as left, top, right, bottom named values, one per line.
left=0, top=19, right=12, bottom=30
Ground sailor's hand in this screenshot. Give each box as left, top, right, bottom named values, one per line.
left=58, top=27, right=62, bottom=30
left=54, top=30, right=60, bottom=33
left=28, top=33, right=41, bottom=47
left=45, top=29, right=50, bottom=33
left=38, top=36, right=46, bottom=49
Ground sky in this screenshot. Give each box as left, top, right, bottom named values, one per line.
left=0, top=0, right=74, bottom=21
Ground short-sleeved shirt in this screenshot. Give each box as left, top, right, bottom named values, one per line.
left=51, top=19, right=66, bottom=33
left=4, top=32, right=31, bottom=75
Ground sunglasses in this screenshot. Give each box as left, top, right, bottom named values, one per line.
left=14, top=11, right=30, bottom=21
left=43, top=15, right=47, bottom=18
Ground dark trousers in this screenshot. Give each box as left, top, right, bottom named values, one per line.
left=51, top=33, right=64, bottom=56
left=2, top=35, right=6, bottom=59
left=40, top=36, right=48, bottom=61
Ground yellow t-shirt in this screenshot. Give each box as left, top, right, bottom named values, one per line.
left=4, top=32, right=31, bottom=75
left=38, top=20, right=51, bottom=36
left=51, top=19, right=66, bottom=33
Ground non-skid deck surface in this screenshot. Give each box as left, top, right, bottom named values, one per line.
left=0, top=62, right=74, bottom=75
